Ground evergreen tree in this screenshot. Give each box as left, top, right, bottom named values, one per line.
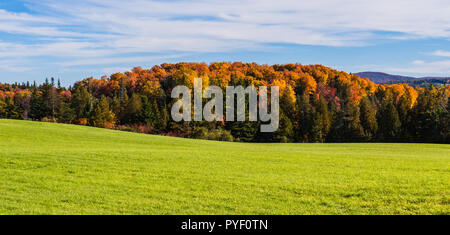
left=311, top=95, right=331, bottom=142
left=118, top=93, right=129, bottom=123
left=91, top=95, right=115, bottom=128
left=139, top=96, right=153, bottom=124
left=329, top=86, right=363, bottom=142
left=273, top=112, right=294, bottom=142
left=4, top=98, right=22, bottom=119
left=0, top=99, right=6, bottom=118
left=124, top=93, right=143, bottom=124
left=309, top=106, right=324, bottom=142
left=229, top=120, right=258, bottom=142
left=59, top=102, right=76, bottom=123
left=377, top=99, right=401, bottom=142
left=441, top=92, right=450, bottom=143
left=295, top=93, right=312, bottom=142
left=359, top=96, right=378, bottom=141
left=397, top=96, right=412, bottom=141
left=157, top=103, right=169, bottom=132
left=410, top=86, right=446, bottom=143
left=70, top=86, right=91, bottom=119
left=110, top=96, right=121, bottom=122
left=29, top=90, right=46, bottom=120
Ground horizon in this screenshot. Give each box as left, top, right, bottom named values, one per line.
left=1, top=0, right=450, bottom=86
left=1, top=63, right=449, bottom=87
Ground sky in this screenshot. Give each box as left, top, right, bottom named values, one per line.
left=0, top=0, right=450, bottom=85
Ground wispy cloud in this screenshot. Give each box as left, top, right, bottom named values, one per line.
left=0, top=59, right=34, bottom=72
left=431, top=50, right=450, bottom=57
left=7, top=0, right=450, bottom=53
left=388, top=60, right=450, bottom=75
left=59, top=54, right=189, bottom=67
left=1, top=0, right=450, bottom=80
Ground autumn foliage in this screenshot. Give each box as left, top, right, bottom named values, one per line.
left=0, top=63, right=448, bottom=143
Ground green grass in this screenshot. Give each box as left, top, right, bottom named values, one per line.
left=0, top=119, right=448, bottom=215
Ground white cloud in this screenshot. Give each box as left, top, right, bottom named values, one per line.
left=1, top=0, right=450, bottom=75
left=0, top=9, right=57, bottom=23
left=431, top=50, right=450, bottom=57
left=36, top=0, right=450, bottom=41
left=388, top=60, right=450, bottom=75
left=11, top=0, right=450, bottom=48
left=59, top=54, right=188, bottom=67
left=0, top=59, right=34, bottom=72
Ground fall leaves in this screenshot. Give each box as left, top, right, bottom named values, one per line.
left=0, top=62, right=448, bottom=143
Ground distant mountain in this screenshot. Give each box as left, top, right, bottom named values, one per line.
left=354, top=72, right=450, bottom=84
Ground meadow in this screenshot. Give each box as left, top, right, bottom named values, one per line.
left=0, top=119, right=448, bottom=214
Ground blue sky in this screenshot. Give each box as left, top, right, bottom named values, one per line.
left=0, top=0, right=449, bottom=85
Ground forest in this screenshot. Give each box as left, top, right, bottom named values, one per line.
left=0, top=62, right=448, bottom=143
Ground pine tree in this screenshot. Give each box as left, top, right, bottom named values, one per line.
left=410, top=86, right=446, bottom=143
left=273, top=112, right=294, bottom=142
left=359, top=96, right=378, bottom=141
left=4, top=98, right=22, bottom=119
left=110, top=96, right=121, bottom=122
left=139, top=96, right=153, bottom=125
left=91, top=95, right=115, bottom=128
left=70, top=86, right=91, bottom=119
left=295, top=93, right=312, bottom=142
left=309, top=106, right=324, bottom=142
left=29, top=90, right=46, bottom=120
left=0, top=99, right=6, bottom=118
left=397, top=96, right=412, bottom=141
left=378, top=99, right=401, bottom=142
left=124, top=93, right=143, bottom=124
left=441, top=91, right=449, bottom=143
left=118, top=93, right=129, bottom=123
left=59, top=102, right=76, bottom=123
left=329, top=86, right=363, bottom=142
left=313, top=95, right=331, bottom=142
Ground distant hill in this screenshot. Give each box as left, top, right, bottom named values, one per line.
left=355, top=72, right=449, bottom=83
left=355, top=72, right=450, bottom=87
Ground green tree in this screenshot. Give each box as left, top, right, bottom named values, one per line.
left=59, top=102, right=76, bottom=123
left=29, top=90, right=46, bottom=120
left=310, top=95, right=331, bottom=142
left=123, top=93, right=143, bottom=124
left=41, top=79, right=59, bottom=118
left=0, top=99, right=6, bottom=118
left=410, top=86, right=447, bottom=143
left=91, top=95, right=115, bottom=127
left=273, top=112, right=294, bottom=142
left=309, top=106, right=324, bottom=142
left=359, top=96, right=378, bottom=141
left=329, top=86, right=363, bottom=142
left=294, top=93, right=312, bottom=142
left=70, top=86, right=91, bottom=119
left=377, top=99, right=401, bottom=142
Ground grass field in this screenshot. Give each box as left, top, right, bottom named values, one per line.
left=0, top=119, right=448, bottom=215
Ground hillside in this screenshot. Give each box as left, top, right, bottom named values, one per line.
left=2, top=63, right=449, bottom=144
left=355, top=71, right=450, bottom=84
left=0, top=119, right=448, bottom=214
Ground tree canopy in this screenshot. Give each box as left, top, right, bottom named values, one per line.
left=0, top=62, right=448, bottom=143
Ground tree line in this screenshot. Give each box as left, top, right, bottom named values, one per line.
left=0, top=62, right=448, bottom=143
